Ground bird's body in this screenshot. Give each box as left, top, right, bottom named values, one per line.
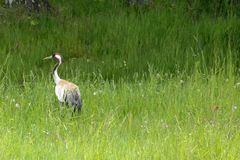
left=44, top=53, right=82, bottom=112
left=55, top=79, right=78, bottom=102
left=55, top=79, right=82, bottom=112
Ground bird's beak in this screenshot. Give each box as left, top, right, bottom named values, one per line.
left=43, top=56, right=52, bottom=60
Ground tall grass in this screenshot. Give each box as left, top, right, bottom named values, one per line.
left=1, top=0, right=240, bottom=159
left=1, top=72, right=240, bottom=159
left=0, top=0, right=240, bottom=81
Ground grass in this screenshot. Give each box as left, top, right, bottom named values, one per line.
left=1, top=1, right=240, bottom=81
left=1, top=71, right=240, bottom=159
left=1, top=0, right=240, bottom=159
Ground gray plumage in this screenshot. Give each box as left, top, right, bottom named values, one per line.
left=64, top=88, right=82, bottom=112
left=44, top=53, right=82, bottom=113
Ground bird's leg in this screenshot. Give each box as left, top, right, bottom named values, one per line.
left=73, top=106, right=76, bottom=113
left=65, top=101, right=69, bottom=108
left=71, top=107, right=76, bottom=117
left=71, top=111, right=74, bottom=117
left=78, top=106, right=81, bottom=113
left=64, top=95, right=70, bottom=108
left=58, top=101, right=65, bottom=112
left=59, top=101, right=64, bottom=107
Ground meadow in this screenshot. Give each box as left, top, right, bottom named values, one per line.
left=0, top=0, right=240, bottom=159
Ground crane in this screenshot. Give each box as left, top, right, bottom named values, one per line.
left=44, top=53, right=82, bottom=113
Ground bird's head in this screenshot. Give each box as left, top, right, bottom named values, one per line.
left=43, top=53, right=62, bottom=63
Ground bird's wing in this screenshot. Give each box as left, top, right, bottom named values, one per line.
left=64, top=88, right=82, bottom=108
left=56, top=79, right=81, bottom=104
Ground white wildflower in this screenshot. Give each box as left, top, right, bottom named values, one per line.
left=161, top=122, right=169, bottom=129
left=43, top=130, right=49, bottom=135
left=180, top=80, right=184, bottom=84
left=236, top=82, right=240, bottom=86
left=15, top=103, right=20, bottom=108
left=123, top=60, right=127, bottom=67
left=232, top=105, right=237, bottom=111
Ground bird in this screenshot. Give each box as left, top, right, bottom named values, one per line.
left=43, top=53, right=82, bottom=113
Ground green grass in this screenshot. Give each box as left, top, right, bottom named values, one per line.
left=1, top=0, right=240, bottom=159
left=1, top=72, right=240, bottom=159
left=1, top=1, right=240, bottom=81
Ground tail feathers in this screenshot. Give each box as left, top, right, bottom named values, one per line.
left=74, top=94, right=82, bottom=112
left=64, top=90, right=82, bottom=112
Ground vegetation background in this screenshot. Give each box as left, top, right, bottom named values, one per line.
left=0, top=0, right=240, bottom=159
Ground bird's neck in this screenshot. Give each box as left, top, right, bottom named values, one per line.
left=53, top=61, right=61, bottom=84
